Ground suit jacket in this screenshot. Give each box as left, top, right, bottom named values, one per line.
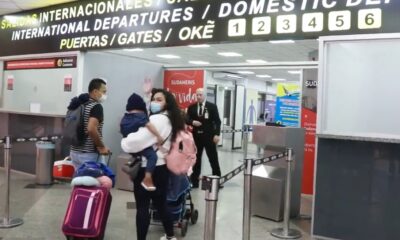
left=186, top=101, right=221, bottom=137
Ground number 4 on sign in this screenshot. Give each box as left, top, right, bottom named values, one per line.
left=302, top=13, right=323, bottom=32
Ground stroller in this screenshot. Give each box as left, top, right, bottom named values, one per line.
left=150, top=174, right=199, bottom=237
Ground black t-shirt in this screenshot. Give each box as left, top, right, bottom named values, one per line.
left=90, top=104, right=103, bottom=123
left=71, top=100, right=104, bottom=153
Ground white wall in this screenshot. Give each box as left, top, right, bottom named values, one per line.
left=82, top=52, right=163, bottom=162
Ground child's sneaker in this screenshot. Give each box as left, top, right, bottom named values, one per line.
left=160, top=235, right=177, bottom=240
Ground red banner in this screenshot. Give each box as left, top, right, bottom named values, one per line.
left=164, top=70, right=204, bottom=109
left=4, top=56, right=77, bottom=70
left=301, top=107, right=317, bottom=194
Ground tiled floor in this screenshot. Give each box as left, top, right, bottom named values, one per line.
left=0, top=141, right=313, bottom=240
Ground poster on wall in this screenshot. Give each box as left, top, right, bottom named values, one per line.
left=275, top=83, right=300, bottom=127
left=265, top=100, right=276, bottom=123
left=301, top=71, right=318, bottom=194
left=245, top=89, right=258, bottom=125
left=164, top=70, right=204, bottom=109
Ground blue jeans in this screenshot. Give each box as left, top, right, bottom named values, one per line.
left=70, top=151, right=104, bottom=170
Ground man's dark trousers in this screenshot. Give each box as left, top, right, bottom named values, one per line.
left=190, top=132, right=221, bottom=187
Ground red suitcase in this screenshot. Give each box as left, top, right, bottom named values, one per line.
left=62, top=186, right=112, bottom=240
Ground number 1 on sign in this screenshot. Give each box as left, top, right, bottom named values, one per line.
left=228, top=19, right=246, bottom=37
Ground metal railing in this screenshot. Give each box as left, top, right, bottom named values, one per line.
left=201, top=127, right=302, bottom=240
left=0, top=134, right=61, bottom=229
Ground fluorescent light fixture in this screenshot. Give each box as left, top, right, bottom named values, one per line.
left=237, top=71, right=255, bottom=75
left=272, top=78, right=286, bottom=81
left=189, top=60, right=210, bottom=65
left=256, top=74, right=271, bottom=78
left=288, top=70, right=301, bottom=74
left=246, top=59, right=268, bottom=64
left=269, top=40, right=295, bottom=44
left=124, top=48, right=143, bottom=52
left=226, top=74, right=242, bottom=79
left=156, top=54, right=181, bottom=59
left=224, top=87, right=228, bottom=90
left=188, top=44, right=210, bottom=48
left=218, top=52, right=242, bottom=57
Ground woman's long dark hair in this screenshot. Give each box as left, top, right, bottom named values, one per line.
left=151, top=88, right=185, bottom=141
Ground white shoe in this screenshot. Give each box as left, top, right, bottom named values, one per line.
left=160, top=234, right=177, bottom=240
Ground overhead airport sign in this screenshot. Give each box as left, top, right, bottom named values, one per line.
left=0, top=0, right=399, bottom=56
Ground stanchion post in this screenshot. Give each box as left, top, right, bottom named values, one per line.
left=204, top=176, right=220, bottom=240
left=243, top=125, right=249, bottom=159
left=270, top=148, right=301, bottom=239
left=0, top=136, right=23, bottom=228
left=242, top=158, right=253, bottom=240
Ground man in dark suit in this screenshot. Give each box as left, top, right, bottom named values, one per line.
left=186, top=88, right=222, bottom=188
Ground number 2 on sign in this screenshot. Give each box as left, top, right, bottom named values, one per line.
left=252, top=17, right=271, bottom=35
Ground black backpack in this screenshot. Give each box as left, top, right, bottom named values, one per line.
left=62, top=104, right=86, bottom=146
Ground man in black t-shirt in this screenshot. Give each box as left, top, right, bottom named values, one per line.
left=69, top=78, right=110, bottom=169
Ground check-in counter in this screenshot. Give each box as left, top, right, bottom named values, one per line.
left=251, top=125, right=304, bottom=221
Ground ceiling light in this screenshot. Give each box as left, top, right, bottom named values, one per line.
left=256, top=74, right=271, bottom=78
left=226, top=74, right=243, bottom=79
left=269, top=40, right=295, bottom=44
left=288, top=70, right=302, bottom=74
left=237, top=71, right=255, bottom=75
left=218, top=52, right=242, bottom=57
left=124, top=48, right=143, bottom=52
left=156, top=54, right=181, bottom=59
left=272, top=78, right=286, bottom=81
left=246, top=59, right=268, bottom=64
left=188, top=44, right=210, bottom=48
left=189, top=61, right=210, bottom=65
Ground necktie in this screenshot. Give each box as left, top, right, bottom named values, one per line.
left=199, top=103, right=203, bottom=116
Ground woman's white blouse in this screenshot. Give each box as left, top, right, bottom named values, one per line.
left=121, top=113, right=172, bottom=166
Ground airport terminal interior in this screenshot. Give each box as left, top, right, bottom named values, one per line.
left=1, top=1, right=400, bottom=240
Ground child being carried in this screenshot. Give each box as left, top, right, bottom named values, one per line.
left=120, top=93, right=164, bottom=191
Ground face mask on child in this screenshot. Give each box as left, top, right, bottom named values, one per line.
left=150, top=102, right=162, bottom=113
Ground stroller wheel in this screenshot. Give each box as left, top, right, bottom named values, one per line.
left=181, top=219, right=189, bottom=237
left=191, top=209, right=199, bottom=224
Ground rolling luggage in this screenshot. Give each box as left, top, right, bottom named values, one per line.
left=62, top=186, right=112, bottom=240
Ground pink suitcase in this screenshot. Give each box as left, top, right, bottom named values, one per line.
left=62, top=186, right=112, bottom=240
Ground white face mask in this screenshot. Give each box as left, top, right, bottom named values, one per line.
left=98, top=94, right=107, bottom=103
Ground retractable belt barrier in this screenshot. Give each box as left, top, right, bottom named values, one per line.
left=201, top=148, right=301, bottom=240
left=221, top=129, right=253, bottom=133
left=0, top=134, right=61, bottom=229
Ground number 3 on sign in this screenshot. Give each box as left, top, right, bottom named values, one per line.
left=358, top=9, right=381, bottom=29
left=328, top=11, right=351, bottom=31
left=277, top=15, right=297, bottom=34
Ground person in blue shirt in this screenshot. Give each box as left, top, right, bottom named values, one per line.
left=120, top=93, right=163, bottom=191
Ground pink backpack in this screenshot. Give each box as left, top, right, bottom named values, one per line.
left=166, top=130, right=197, bottom=175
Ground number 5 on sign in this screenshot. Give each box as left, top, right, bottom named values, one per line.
left=228, top=19, right=246, bottom=37
left=328, top=11, right=351, bottom=31
left=302, top=13, right=323, bottom=32
left=358, top=9, right=381, bottom=29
